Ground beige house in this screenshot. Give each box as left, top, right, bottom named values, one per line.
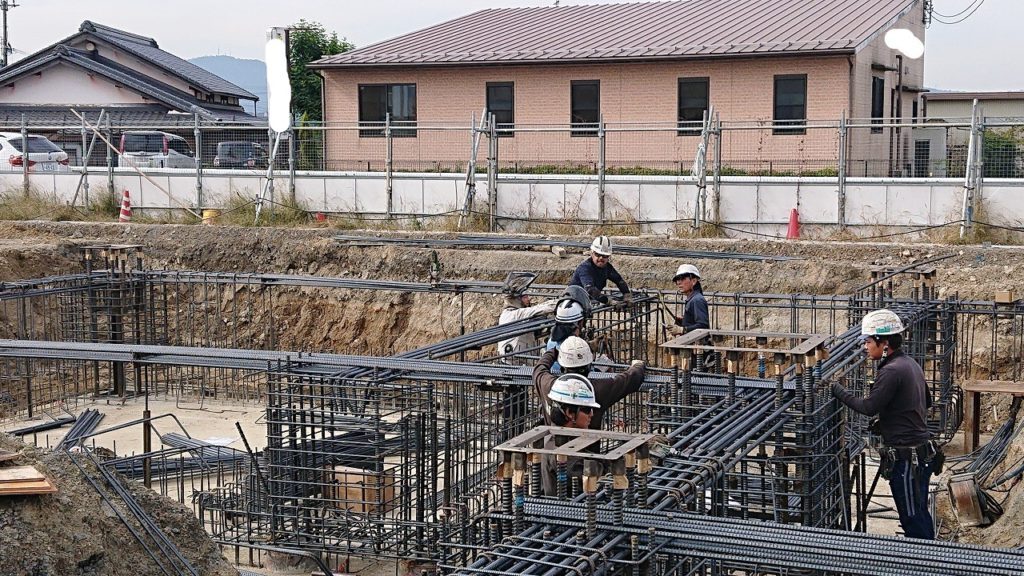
left=312, top=0, right=928, bottom=176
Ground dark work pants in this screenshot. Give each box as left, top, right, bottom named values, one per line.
left=889, top=458, right=935, bottom=539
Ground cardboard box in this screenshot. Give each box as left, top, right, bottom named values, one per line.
left=324, top=465, right=396, bottom=514
left=994, top=290, right=1017, bottom=304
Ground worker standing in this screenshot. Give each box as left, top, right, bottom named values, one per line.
left=830, top=310, right=939, bottom=540
left=533, top=336, right=645, bottom=495
left=666, top=264, right=708, bottom=336
left=496, top=272, right=557, bottom=440
left=569, top=236, right=631, bottom=305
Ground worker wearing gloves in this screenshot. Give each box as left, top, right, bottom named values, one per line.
left=544, top=299, right=587, bottom=373
left=569, top=236, right=631, bottom=305
left=666, top=264, right=709, bottom=336
left=830, top=310, right=940, bottom=540
left=533, top=336, right=645, bottom=496
left=496, top=272, right=557, bottom=440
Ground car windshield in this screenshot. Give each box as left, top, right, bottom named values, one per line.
left=219, top=142, right=262, bottom=157
left=168, top=139, right=193, bottom=156
left=123, top=133, right=165, bottom=154
left=8, top=136, right=62, bottom=153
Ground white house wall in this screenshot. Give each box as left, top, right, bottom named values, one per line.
left=4, top=170, right=1023, bottom=237
left=0, top=64, right=149, bottom=105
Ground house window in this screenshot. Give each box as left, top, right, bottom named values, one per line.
left=678, top=77, right=709, bottom=135
left=358, top=83, right=417, bottom=137
left=871, top=76, right=885, bottom=134
left=773, top=74, right=807, bottom=135
left=570, top=80, right=600, bottom=137
left=486, top=82, right=514, bottom=136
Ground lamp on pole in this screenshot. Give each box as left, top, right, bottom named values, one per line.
left=884, top=29, right=923, bottom=176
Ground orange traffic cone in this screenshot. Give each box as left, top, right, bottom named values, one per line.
left=786, top=208, right=800, bottom=239
left=118, top=189, right=132, bottom=223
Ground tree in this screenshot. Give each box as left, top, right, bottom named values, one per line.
left=288, top=20, right=353, bottom=122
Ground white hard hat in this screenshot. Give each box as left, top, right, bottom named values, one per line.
left=673, top=264, right=701, bottom=281
left=555, top=300, right=585, bottom=323
left=860, top=309, right=905, bottom=338
left=590, top=236, right=612, bottom=256
left=558, top=335, right=594, bottom=368
left=547, top=373, right=601, bottom=408
left=561, top=285, right=594, bottom=317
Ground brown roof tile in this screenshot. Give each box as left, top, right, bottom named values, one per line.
left=313, top=0, right=917, bottom=68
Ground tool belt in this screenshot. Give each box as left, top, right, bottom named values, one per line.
left=879, top=440, right=944, bottom=480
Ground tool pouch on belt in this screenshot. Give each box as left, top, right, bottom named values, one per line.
left=919, top=440, right=945, bottom=475
left=880, top=447, right=896, bottom=480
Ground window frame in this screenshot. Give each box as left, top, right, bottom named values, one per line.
left=772, top=74, right=807, bottom=135
left=677, top=77, right=710, bottom=136
left=570, top=80, right=600, bottom=137
left=486, top=81, right=515, bottom=137
left=870, top=76, right=885, bottom=134
left=358, top=83, right=418, bottom=138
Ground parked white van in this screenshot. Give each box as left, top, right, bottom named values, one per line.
left=118, top=131, right=196, bottom=169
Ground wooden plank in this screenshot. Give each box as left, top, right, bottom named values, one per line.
left=964, top=389, right=979, bottom=454
left=0, top=450, right=18, bottom=463
left=0, top=480, right=57, bottom=495
left=961, top=380, right=1024, bottom=395
left=0, top=466, right=46, bottom=483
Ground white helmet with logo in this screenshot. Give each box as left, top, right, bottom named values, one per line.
left=547, top=373, right=601, bottom=408
left=590, top=236, right=612, bottom=257
left=555, top=300, right=585, bottom=323
left=673, top=264, right=701, bottom=281
left=558, top=335, right=594, bottom=368
left=861, top=309, right=905, bottom=338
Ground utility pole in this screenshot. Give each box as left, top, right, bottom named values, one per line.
left=1, top=0, right=19, bottom=69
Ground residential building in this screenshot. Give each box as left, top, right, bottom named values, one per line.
left=312, top=0, right=928, bottom=176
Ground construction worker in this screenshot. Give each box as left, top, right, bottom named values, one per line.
left=569, top=236, right=631, bottom=305
left=496, top=273, right=557, bottom=440
left=830, top=310, right=939, bottom=540
left=533, top=336, right=645, bottom=495
left=666, top=264, right=708, bottom=336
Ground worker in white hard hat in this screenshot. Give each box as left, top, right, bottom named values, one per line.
left=533, top=335, right=645, bottom=495
left=830, top=309, right=939, bottom=540
left=495, top=272, right=558, bottom=440
left=568, top=236, right=631, bottom=305
left=666, top=264, right=709, bottom=336
left=543, top=299, right=587, bottom=373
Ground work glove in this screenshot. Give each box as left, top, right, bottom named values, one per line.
left=622, top=293, right=633, bottom=305
left=647, top=434, right=675, bottom=462
left=830, top=382, right=846, bottom=398
left=664, top=324, right=685, bottom=336
left=630, top=359, right=644, bottom=367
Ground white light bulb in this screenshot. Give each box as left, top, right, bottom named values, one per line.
left=265, top=33, right=292, bottom=133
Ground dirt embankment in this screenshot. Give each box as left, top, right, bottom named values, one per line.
left=0, top=435, right=237, bottom=576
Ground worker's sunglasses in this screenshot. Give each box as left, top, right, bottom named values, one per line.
left=593, top=254, right=610, bottom=261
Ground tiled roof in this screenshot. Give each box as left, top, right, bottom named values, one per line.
left=0, top=106, right=263, bottom=127
left=313, top=0, right=918, bottom=68
left=0, top=47, right=259, bottom=123
left=80, top=21, right=257, bottom=100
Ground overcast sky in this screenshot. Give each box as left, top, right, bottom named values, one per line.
left=5, top=0, right=1020, bottom=91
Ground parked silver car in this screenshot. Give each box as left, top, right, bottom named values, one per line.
left=118, top=131, right=196, bottom=169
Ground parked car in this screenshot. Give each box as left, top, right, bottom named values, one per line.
left=118, top=131, right=196, bottom=169
left=0, top=132, right=70, bottom=172
left=213, top=141, right=269, bottom=170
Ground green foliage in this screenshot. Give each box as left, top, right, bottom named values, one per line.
left=289, top=20, right=354, bottom=121
left=982, top=127, right=1024, bottom=179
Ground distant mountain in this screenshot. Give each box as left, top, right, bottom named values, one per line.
left=189, top=55, right=267, bottom=116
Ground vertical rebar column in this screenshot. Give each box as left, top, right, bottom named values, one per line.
left=624, top=451, right=637, bottom=507
left=511, top=453, right=526, bottom=534
left=629, top=534, right=640, bottom=576
left=500, top=452, right=512, bottom=538
left=757, top=337, right=768, bottom=379
left=725, top=350, right=738, bottom=403
left=611, top=457, right=627, bottom=526
left=636, top=444, right=651, bottom=508
left=583, top=459, right=601, bottom=540
left=530, top=438, right=543, bottom=497
left=680, top=350, right=692, bottom=420
left=556, top=448, right=569, bottom=500
left=801, top=351, right=816, bottom=526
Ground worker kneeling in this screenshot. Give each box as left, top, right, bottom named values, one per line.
left=533, top=335, right=645, bottom=496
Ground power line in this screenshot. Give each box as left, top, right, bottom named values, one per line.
left=932, top=0, right=986, bottom=24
